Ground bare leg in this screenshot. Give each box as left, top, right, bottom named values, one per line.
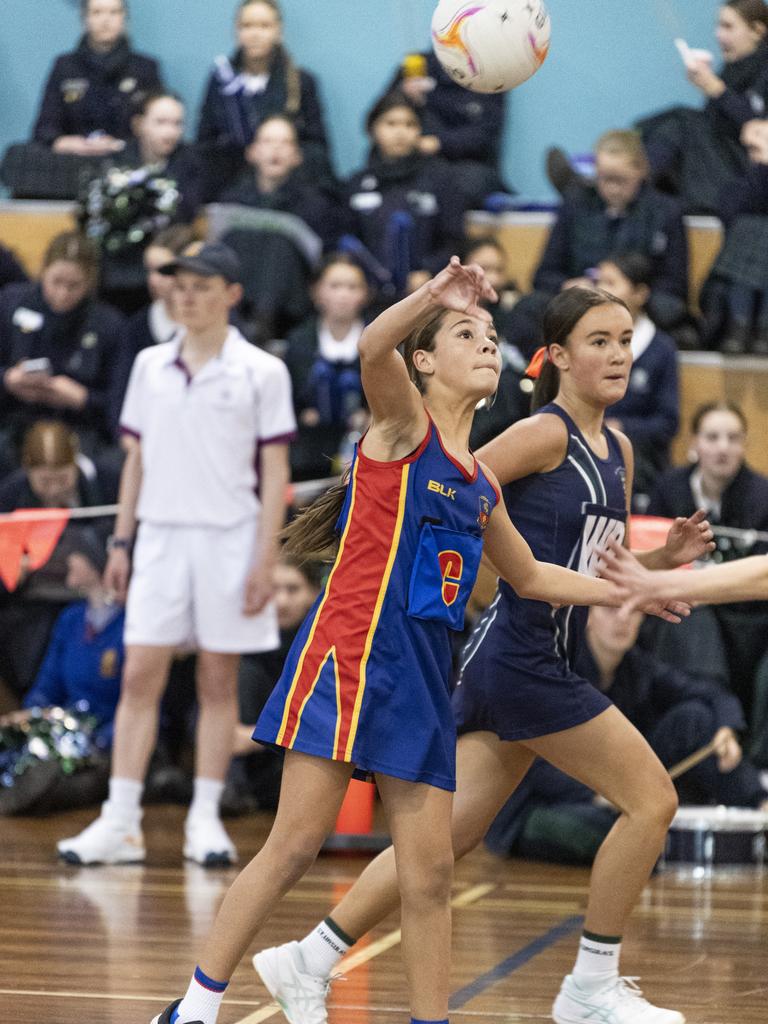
left=332, top=732, right=535, bottom=940
left=527, top=706, right=678, bottom=936
left=194, top=651, right=240, bottom=782
left=198, top=751, right=353, bottom=981
left=110, top=645, right=174, bottom=780
left=376, top=774, right=454, bottom=1021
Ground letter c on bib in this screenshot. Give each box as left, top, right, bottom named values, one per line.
left=438, top=549, right=463, bottom=606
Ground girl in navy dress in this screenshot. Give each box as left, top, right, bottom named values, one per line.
left=150, top=263, right=635, bottom=1024
left=253, top=287, right=714, bottom=1024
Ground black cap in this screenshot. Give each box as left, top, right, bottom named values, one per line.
left=159, top=242, right=242, bottom=285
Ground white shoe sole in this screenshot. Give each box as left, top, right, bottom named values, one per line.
left=553, top=998, right=686, bottom=1024
left=183, top=842, right=236, bottom=868
left=57, top=843, right=146, bottom=866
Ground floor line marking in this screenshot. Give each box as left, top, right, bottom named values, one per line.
left=235, top=883, right=497, bottom=1024
left=449, top=914, right=585, bottom=1009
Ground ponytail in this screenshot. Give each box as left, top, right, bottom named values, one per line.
left=281, top=474, right=350, bottom=561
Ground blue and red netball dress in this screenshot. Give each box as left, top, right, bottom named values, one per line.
left=255, top=419, right=499, bottom=790
left=453, top=403, right=627, bottom=740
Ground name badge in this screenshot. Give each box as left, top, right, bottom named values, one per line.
left=13, top=307, right=44, bottom=333
left=350, top=191, right=383, bottom=212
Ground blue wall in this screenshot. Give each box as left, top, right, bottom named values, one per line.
left=1, top=0, right=721, bottom=197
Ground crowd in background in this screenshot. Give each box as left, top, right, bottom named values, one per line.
left=1, top=0, right=768, bottom=857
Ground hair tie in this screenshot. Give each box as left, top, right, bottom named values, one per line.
left=525, top=346, right=549, bottom=379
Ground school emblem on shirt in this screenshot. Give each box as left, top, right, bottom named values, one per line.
left=477, top=494, right=491, bottom=531
left=439, top=549, right=463, bottom=606
left=81, top=332, right=98, bottom=349
left=119, top=77, right=138, bottom=93
left=61, top=78, right=88, bottom=103
left=100, top=648, right=118, bottom=678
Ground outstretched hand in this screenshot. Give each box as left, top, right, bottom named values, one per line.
left=599, top=539, right=673, bottom=615
left=427, top=256, right=498, bottom=321
left=664, top=508, right=715, bottom=566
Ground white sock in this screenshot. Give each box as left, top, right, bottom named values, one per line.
left=297, top=918, right=353, bottom=978
left=105, top=778, right=143, bottom=824
left=175, top=966, right=227, bottom=1024
left=572, top=931, right=621, bottom=989
left=188, top=777, right=225, bottom=820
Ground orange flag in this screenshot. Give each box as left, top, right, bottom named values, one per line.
left=0, top=508, right=71, bottom=592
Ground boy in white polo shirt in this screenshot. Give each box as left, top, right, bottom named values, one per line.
left=58, top=243, right=296, bottom=866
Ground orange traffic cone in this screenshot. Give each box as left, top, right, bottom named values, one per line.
left=323, top=778, right=390, bottom=852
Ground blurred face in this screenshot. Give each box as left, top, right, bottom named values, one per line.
left=588, top=604, right=643, bottom=657
left=314, top=264, right=368, bottom=321
left=247, top=119, right=301, bottom=180
left=466, top=244, right=506, bottom=293
left=173, top=272, right=242, bottom=333
left=717, top=5, right=766, bottom=62
left=85, top=0, right=126, bottom=49
left=66, top=552, right=103, bottom=594
left=693, top=409, right=746, bottom=483
left=551, top=303, right=634, bottom=408
left=595, top=262, right=649, bottom=320
left=134, top=97, right=185, bottom=160
left=274, top=563, right=321, bottom=631
left=414, top=312, right=500, bottom=402
left=238, top=1, right=282, bottom=63
left=144, top=245, right=176, bottom=302
left=595, top=151, right=645, bottom=212
left=27, top=464, right=79, bottom=506
left=372, top=106, right=421, bottom=160
left=41, top=260, right=91, bottom=314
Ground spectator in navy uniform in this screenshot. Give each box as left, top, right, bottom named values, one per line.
left=343, top=92, right=465, bottom=299
left=387, top=50, right=507, bottom=205
left=637, top=0, right=768, bottom=215
left=508, top=131, right=690, bottom=355
left=197, top=0, right=331, bottom=200
left=596, top=253, right=680, bottom=507
left=33, top=0, right=162, bottom=158
left=0, top=232, right=124, bottom=471
left=647, top=401, right=768, bottom=716
left=0, top=245, right=28, bottom=290
left=485, top=604, right=768, bottom=865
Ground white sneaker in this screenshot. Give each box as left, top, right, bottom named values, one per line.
left=552, top=975, right=685, bottom=1024
left=183, top=814, right=237, bottom=867
left=253, top=941, right=332, bottom=1024
left=57, top=807, right=145, bottom=866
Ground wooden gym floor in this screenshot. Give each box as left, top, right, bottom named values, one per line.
left=1, top=806, right=766, bottom=1024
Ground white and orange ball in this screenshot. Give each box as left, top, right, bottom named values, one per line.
left=431, top=0, right=551, bottom=93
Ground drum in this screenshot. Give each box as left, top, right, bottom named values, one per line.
left=661, top=805, right=768, bottom=876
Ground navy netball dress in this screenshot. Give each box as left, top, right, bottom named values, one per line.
left=453, top=403, right=627, bottom=740
left=255, top=418, right=499, bottom=791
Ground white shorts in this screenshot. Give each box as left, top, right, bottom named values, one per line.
left=124, top=520, right=279, bottom=653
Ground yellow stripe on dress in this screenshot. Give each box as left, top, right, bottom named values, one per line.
left=288, top=646, right=338, bottom=750
left=275, top=461, right=360, bottom=746
left=342, top=463, right=410, bottom=761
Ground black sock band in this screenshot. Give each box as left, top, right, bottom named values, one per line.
left=582, top=929, right=622, bottom=944
left=324, top=916, right=356, bottom=947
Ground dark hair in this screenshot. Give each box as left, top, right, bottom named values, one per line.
left=531, top=287, right=630, bottom=412
left=280, top=552, right=325, bottom=590
left=150, top=224, right=197, bottom=254
left=310, top=252, right=367, bottom=287
left=22, top=420, right=79, bottom=469
left=236, top=2, right=304, bottom=116
left=600, top=251, right=654, bottom=289
left=366, top=91, right=422, bottom=134
left=691, top=400, right=748, bottom=435
left=82, top=0, right=127, bottom=15
left=725, top=0, right=768, bottom=33
left=132, top=89, right=185, bottom=118
left=462, top=236, right=506, bottom=263
left=42, top=231, right=100, bottom=288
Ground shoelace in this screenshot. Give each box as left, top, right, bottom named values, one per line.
left=613, top=977, right=649, bottom=1003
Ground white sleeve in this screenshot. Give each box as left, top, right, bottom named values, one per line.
left=118, top=352, right=148, bottom=439
left=257, top=356, right=297, bottom=443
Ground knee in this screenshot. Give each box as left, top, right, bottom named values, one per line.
left=269, top=829, right=326, bottom=885
left=634, top=775, right=678, bottom=832
left=119, top=665, right=157, bottom=707
left=398, top=849, right=454, bottom=910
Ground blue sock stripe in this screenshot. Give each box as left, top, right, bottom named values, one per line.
left=194, top=965, right=228, bottom=993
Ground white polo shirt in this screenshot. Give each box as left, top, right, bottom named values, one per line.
left=120, top=327, right=296, bottom=528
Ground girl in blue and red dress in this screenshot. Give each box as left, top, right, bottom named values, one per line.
left=151, top=260, right=633, bottom=1024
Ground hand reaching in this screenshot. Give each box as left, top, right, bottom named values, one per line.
left=664, top=509, right=715, bottom=567
left=427, top=256, right=498, bottom=321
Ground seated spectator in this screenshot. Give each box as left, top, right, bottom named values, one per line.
left=596, top=253, right=680, bottom=507
left=80, top=91, right=204, bottom=315
left=1, top=1, right=163, bottom=201
left=647, top=401, right=768, bottom=715
left=197, top=0, right=332, bottom=200
left=0, top=422, right=110, bottom=696
left=344, top=91, right=465, bottom=299
left=0, top=244, right=28, bottom=289
left=386, top=50, right=507, bottom=205
left=0, top=231, right=124, bottom=472
left=0, top=533, right=124, bottom=815
left=637, top=0, right=768, bottom=215
left=283, top=254, right=368, bottom=481
left=704, top=117, right=768, bottom=353
left=485, top=604, right=768, bottom=865
left=509, top=131, right=690, bottom=356
left=226, top=555, right=324, bottom=812
left=460, top=237, right=529, bottom=449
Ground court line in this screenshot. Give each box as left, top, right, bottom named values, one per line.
left=234, top=882, right=497, bottom=1024
left=449, top=914, right=585, bottom=1009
